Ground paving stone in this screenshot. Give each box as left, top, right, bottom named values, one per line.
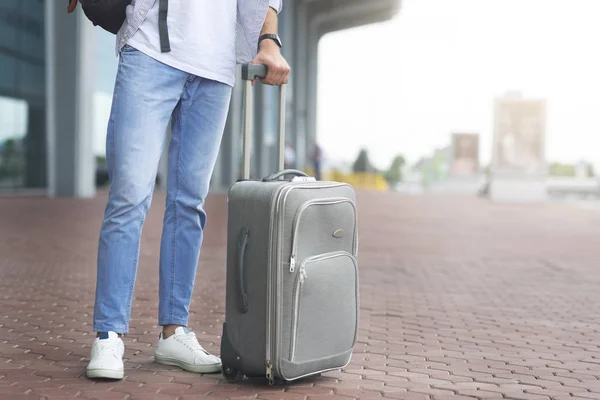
left=382, top=392, right=431, bottom=400
left=257, top=393, right=308, bottom=400
left=1, top=192, right=600, bottom=399
left=286, top=387, right=335, bottom=395
left=456, top=390, right=503, bottom=398
left=501, top=392, right=551, bottom=400
left=0, top=395, right=45, bottom=400
left=0, top=386, right=29, bottom=397
left=78, top=390, right=129, bottom=400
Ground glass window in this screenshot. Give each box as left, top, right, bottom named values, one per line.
left=0, top=0, right=46, bottom=193
left=0, top=97, right=28, bottom=190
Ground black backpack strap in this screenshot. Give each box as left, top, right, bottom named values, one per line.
left=158, top=0, right=171, bottom=52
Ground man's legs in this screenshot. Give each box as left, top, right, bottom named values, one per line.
left=92, top=45, right=188, bottom=336
left=88, top=46, right=191, bottom=380
left=158, top=76, right=232, bottom=328
left=152, top=76, right=231, bottom=374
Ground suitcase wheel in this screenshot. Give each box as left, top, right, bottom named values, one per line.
left=222, top=366, right=239, bottom=382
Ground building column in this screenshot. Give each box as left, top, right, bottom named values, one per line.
left=305, top=30, right=320, bottom=171
left=45, top=1, right=96, bottom=198
left=293, top=3, right=309, bottom=171
left=279, top=2, right=296, bottom=169
left=25, top=104, right=47, bottom=188
left=212, top=67, right=244, bottom=191
left=255, top=83, right=283, bottom=178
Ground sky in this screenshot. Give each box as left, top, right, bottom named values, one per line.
left=317, top=0, right=600, bottom=170
left=4, top=1, right=599, bottom=174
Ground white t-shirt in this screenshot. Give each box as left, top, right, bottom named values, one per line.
left=127, top=0, right=238, bottom=87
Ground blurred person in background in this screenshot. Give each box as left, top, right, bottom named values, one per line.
left=75, top=0, right=291, bottom=380
left=311, top=141, right=323, bottom=180
left=284, top=140, right=296, bottom=169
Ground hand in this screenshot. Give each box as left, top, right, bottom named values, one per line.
left=250, top=40, right=291, bottom=86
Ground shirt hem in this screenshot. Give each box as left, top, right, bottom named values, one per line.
left=126, top=39, right=236, bottom=88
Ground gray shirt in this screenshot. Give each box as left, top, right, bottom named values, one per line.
left=116, top=0, right=283, bottom=65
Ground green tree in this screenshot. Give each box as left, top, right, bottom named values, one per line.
left=95, top=155, right=107, bottom=167
left=0, top=139, right=23, bottom=179
left=549, top=162, right=575, bottom=177
left=352, top=148, right=374, bottom=173
left=383, top=154, right=406, bottom=184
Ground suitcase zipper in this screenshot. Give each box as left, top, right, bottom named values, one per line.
left=267, top=184, right=296, bottom=382
left=289, top=263, right=307, bottom=361
left=266, top=360, right=274, bottom=385
left=289, top=198, right=357, bottom=273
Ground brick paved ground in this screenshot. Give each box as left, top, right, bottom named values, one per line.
left=1, top=190, right=600, bottom=400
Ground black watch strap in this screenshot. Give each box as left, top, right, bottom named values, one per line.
left=258, top=34, right=282, bottom=49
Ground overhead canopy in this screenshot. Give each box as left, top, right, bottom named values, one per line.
left=303, top=0, right=401, bottom=37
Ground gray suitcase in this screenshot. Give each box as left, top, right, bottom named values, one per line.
left=220, top=64, right=359, bottom=384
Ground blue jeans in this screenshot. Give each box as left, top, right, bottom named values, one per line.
left=93, top=45, right=232, bottom=334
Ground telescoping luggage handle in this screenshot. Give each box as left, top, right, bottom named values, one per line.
left=241, top=64, right=311, bottom=182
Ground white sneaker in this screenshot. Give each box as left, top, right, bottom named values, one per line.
left=154, top=327, right=221, bottom=373
left=86, top=331, right=125, bottom=380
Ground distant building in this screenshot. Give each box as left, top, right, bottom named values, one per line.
left=450, top=133, right=480, bottom=177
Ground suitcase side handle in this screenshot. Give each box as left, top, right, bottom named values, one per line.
left=237, top=227, right=250, bottom=314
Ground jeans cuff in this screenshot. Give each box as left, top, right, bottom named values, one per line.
left=93, top=324, right=129, bottom=335
left=158, top=318, right=189, bottom=327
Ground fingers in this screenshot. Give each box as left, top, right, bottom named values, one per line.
left=250, top=54, right=291, bottom=86
left=275, top=60, right=291, bottom=85
left=262, top=67, right=277, bottom=86
left=261, top=64, right=279, bottom=86
left=261, top=60, right=290, bottom=86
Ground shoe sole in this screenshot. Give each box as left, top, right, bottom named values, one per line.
left=86, top=368, right=124, bottom=380
left=154, top=354, right=222, bottom=374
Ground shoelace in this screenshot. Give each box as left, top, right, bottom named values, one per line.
left=178, top=332, right=209, bottom=355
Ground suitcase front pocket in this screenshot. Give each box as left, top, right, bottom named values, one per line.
left=289, top=198, right=357, bottom=273
left=289, top=251, right=358, bottom=363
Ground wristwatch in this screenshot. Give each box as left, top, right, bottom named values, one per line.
left=258, top=34, right=282, bottom=50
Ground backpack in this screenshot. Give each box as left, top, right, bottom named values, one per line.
left=68, top=0, right=171, bottom=52
left=77, top=0, right=131, bottom=35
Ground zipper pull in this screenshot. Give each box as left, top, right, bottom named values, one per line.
left=266, top=360, right=274, bottom=385
left=289, top=255, right=296, bottom=272
left=300, top=267, right=307, bottom=283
